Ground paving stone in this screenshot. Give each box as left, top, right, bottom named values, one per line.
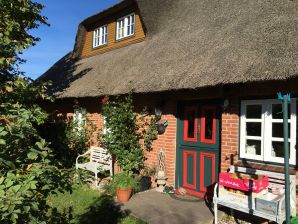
left=121, top=190, right=216, bottom=224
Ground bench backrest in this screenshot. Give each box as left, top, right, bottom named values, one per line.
left=90, top=146, right=112, bottom=165
left=230, top=165, right=291, bottom=186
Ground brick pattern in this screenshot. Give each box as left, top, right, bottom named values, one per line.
left=220, top=98, right=240, bottom=172
left=64, top=111, right=104, bottom=146
left=143, top=101, right=177, bottom=186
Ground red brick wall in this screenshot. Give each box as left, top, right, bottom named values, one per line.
left=143, top=100, right=177, bottom=185
left=220, top=98, right=240, bottom=172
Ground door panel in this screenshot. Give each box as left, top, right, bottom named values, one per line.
left=183, top=150, right=197, bottom=190
left=199, top=152, right=216, bottom=192
left=183, top=107, right=198, bottom=142
left=200, top=106, right=217, bottom=144
left=176, top=100, right=221, bottom=197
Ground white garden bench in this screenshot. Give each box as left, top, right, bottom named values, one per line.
left=75, top=146, right=113, bottom=186
left=213, top=165, right=296, bottom=224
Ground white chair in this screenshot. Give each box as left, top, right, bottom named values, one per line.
left=76, top=146, right=113, bottom=186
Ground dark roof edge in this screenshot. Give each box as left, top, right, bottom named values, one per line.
left=81, top=0, right=135, bottom=26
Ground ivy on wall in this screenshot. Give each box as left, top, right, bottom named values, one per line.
left=101, top=95, right=157, bottom=173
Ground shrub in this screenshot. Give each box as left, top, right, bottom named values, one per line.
left=39, top=107, right=98, bottom=168
left=0, top=78, right=72, bottom=223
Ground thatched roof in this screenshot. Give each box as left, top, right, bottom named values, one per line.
left=40, top=0, right=298, bottom=98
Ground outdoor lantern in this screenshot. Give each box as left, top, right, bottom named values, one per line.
left=154, top=100, right=165, bottom=119
left=154, top=106, right=162, bottom=118
left=156, top=120, right=168, bottom=134
left=222, top=99, right=230, bottom=110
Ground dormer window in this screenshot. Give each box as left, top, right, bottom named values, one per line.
left=93, top=25, right=108, bottom=48
left=116, top=13, right=135, bottom=40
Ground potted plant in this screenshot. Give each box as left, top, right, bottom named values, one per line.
left=139, top=167, right=155, bottom=191
left=112, top=172, right=138, bottom=202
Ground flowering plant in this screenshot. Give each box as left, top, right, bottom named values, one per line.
left=101, top=97, right=109, bottom=104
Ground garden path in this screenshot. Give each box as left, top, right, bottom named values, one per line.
left=121, top=190, right=219, bottom=224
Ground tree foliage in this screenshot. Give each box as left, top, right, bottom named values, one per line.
left=0, top=0, right=48, bottom=76
left=0, top=1, right=73, bottom=223
left=0, top=78, right=73, bottom=223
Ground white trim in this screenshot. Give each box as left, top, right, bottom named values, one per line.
left=240, top=101, right=264, bottom=161
left=116, top=13, right=135, bottom=40
left=240, top=99, right=296, bottom=165
left=92, top=25, right=108, bottom=48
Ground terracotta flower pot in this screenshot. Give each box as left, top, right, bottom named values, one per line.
left=116, top=187, right=132, bottom=202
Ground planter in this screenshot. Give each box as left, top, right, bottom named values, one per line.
left=116, top=187, right=132, bottom=202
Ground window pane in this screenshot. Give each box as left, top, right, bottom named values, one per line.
left=272, top=123, right=291, bottom=138
left=272, top=103, right=291, bottom=119
left=187, top=110, right=196, bottom=138
left=272, top=141, right=290, bottom=158
left=204, top=109, right=214, bottom=140
left=246, top=122, right=261, bottom=136
left=246, top=105, right=262, bottom=119
left=245, top=139, right=261, bottom=155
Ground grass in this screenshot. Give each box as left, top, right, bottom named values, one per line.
left=47, top=185, right=145, bottom=224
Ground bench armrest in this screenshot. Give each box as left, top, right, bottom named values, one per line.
left=214, top=183, right=218, bottom=199
left=76, top=150, right=91, bottom=166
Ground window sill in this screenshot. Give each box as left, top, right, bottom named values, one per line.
left=115, top=34, right=135, bottom=42
left=92, top=43, right=108, bottom=50
left=235, top=160, right=296, bottom=175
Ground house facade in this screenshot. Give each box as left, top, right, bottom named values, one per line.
left=40, top=0, right=298, bottom=215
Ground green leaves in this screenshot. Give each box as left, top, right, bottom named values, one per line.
left=27, top=151, right=38, bottom=160
left=102, top=95, right=144, bottom=172
left=0, top=1, right=75, bottom=223
left=0, top=0, right=48, bottom=73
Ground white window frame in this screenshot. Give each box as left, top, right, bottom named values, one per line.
left=116, top=13, right=135, bottom=40
left=73, top=108, right=86, bottom=132
left=240, top=99, right=296, bottom=165
left=93, top=25, right=108, bottom=48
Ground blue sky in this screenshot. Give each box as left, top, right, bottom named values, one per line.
left=21, top=0, right=119, bottom=79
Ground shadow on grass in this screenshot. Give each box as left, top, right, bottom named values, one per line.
left=47, top=207, right=74, bottom=224
left=78, top=195, right=130, bottom=224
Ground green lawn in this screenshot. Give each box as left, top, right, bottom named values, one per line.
left=47, top=185, right=145, bottom=224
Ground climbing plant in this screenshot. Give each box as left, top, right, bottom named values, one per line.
left=102, top=95, right=157, bottom=173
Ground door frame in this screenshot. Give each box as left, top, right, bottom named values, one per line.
left=175, top=99, right=222, bottom=195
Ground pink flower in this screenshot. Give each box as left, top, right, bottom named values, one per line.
left=101, top=97, right=109, bottom=103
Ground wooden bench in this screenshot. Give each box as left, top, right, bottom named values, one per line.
left=213, top=165, right=296, bottom=224
left=76, top=146, right=113, bottom=186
